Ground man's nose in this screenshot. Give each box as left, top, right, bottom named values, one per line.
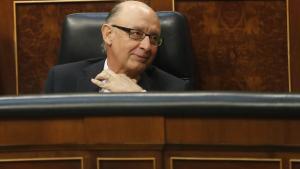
left=139, top=36, right=151, bottom=50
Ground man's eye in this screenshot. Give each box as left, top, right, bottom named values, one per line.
left=130, top=31, right=144, bottom=37
left=150, top=36, right=159, bottom=41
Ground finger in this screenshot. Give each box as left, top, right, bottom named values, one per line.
left=132, top=79, right=137, bottom=83
left=91, top=78, right=108, bottom=88
left=118, top=74, right=137, bottom=83
left=95, top=70, right=110, bottom=80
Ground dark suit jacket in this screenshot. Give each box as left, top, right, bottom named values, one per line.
left=45, top=58, right=188, bottom=93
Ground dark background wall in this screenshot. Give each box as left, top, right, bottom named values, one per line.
left=0, top=0, right=298, bottom=95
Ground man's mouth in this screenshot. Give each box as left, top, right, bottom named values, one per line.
left=133, top=54, right=149, bottom=63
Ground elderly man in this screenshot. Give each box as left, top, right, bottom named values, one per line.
left=45, top=1, right=188, bottom=93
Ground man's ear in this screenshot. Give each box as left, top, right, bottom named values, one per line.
left=101, top=24, right=113, bottom=45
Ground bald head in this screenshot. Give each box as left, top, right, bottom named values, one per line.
left=106, top=1, right=159, bottom=24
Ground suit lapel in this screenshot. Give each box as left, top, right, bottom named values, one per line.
left=76, top=59, right=105, bottom=92
left=138, top=70, right=152, bottom=91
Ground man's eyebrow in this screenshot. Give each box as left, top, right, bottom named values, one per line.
left=131, top=26, right=160, bottom=35
left=130, top=26, right=143, bottom=31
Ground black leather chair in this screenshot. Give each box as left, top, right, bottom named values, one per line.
left=58, top=11, right=194, bottom=85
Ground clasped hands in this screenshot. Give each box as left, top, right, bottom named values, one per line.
left=91, top=69, right=145, bottom=92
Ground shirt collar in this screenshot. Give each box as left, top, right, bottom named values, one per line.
left=104, top=59, right=109, bottom=70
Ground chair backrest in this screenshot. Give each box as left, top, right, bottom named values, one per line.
left=58, top=11, right=194, bottom=82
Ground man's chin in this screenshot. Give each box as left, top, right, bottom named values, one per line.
left=128, top=63, right=148, bottom=73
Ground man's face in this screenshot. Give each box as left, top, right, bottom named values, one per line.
left=105, top=5, right=161, bottom=78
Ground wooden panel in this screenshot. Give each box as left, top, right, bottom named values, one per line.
left=290, top=160, right=300, bottom=169
left=0, top=0, right=16, bottom=95
left=288, top=0, right=300, bottom=92
left=175, top=0, right=288, bottom=91
left=97, top=157, right=156, bottom=169
left=151, top=0, right=173, bottom=11
left=85, top=116, right=164, bottom=144
left=0, top=118, right=84, bottom=145
left=0, top=157, right=82, bottom=169
left=166, top=117, right=300, bottom=145
left=170, top=157, right=281, bottom=169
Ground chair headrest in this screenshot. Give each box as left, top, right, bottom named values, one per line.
left=59, top=11, right=194, bottom=80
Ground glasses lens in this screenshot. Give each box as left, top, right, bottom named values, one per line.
left=157, top=38, right=163, bottom=46
left=127, top=28, right=163, bottom=46
left=150, top=36, right=162, bottom=46
left=129, top=31, right=145, bottom=40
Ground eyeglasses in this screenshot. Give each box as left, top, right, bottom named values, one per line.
left=111, top=25, right=163, bottom=46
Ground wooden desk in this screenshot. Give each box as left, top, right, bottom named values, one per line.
left=1, top=93, right=300, bottom=169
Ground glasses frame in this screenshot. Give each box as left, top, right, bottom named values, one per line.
left=111, top=24, right=163, bottom=46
